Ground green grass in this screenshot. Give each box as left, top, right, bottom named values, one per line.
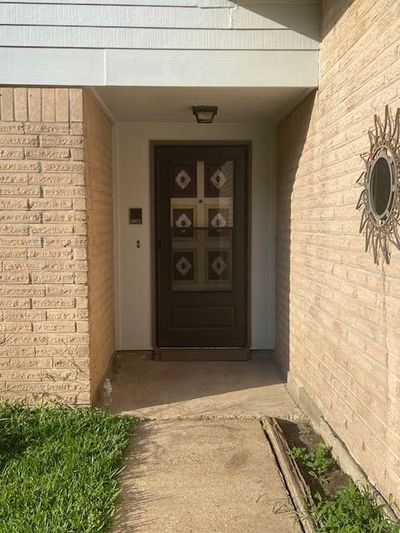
left=0, top=403, right=138, bottom=533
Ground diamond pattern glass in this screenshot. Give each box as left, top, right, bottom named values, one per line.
left=171, top=160, right=233, bottom=291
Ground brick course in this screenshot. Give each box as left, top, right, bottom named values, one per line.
left=276, top=0, right=400, bottom=501
left=0, top=87, right=114, bottom=405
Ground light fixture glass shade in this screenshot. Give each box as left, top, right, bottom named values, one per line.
left=192, top=106, right=218, bottom=124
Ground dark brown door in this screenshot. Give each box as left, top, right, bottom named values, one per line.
left=155, top=144, right=248, bottom=350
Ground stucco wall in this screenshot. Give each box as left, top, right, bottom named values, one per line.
left=116, top=122, right=276, bottom=351
left=276, top=0, right=400, bottom=500
left=83, top=91, right=114, bottom=402
left=0, top=87, right=90, bottom=404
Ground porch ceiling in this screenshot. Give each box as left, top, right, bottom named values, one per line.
left=92, top=86, right=311, bottom=124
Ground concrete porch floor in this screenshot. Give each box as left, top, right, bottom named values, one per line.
left=108, top=353, right=301, bottom=420
left=109, top=354, right=303, bottom=532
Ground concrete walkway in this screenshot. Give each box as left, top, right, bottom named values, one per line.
left=109, top=355, right=302, bottom=532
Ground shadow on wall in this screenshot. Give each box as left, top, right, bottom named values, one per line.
left=273, top=0, right=357, bottom=381
left=320, top=0, right=356, bottom=39
left=234, top=1, right=321, bottom=41
left=274, top=91, right=316, bottom=381
left=233, top=0, right=357, bottom=43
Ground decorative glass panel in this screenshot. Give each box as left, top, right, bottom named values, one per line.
left=204, top=161, right=234, bottom=198
left=171, top=159, right=234, bottom=291
left=172, top=229, right=232, bottom=291
left=172, top=164, right=197, bottom=197
left=208, top=250, right=231, bottom=281
left=173, top=251, right=195, bottom=282
left=172, top=208, right=194, bottom=238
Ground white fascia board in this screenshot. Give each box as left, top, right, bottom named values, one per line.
left=105, top=49, right=319, bottom=87
left=0, top=48, right=104, bottom=86
left=0, top=48, right=318, bottom=88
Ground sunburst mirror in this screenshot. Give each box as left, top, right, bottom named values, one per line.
left=356, top=106, right=400, bottom=264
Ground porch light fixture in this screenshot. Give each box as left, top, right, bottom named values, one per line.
left=356, top=105, right=400, bottom=264
left=192, top=106, right=218, bottom=124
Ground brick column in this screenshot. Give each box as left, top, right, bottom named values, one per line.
left=0, top=88, right=90, bottom=404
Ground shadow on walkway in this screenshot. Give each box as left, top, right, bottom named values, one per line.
left=108, top=354, right=301, bottom=420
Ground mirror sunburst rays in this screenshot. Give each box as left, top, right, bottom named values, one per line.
left=356, top=106, right=400, bottom=264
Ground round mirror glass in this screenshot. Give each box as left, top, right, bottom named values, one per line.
left=369, top=156, right=392, bottom=218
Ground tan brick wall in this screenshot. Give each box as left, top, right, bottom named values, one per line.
left=83, top=91, right=115, bottom=402
left=0, top=88, right=114, bottom=405
left=0, top=87, right=90, bottom=404
left=276, top=0, right=400, bottom=501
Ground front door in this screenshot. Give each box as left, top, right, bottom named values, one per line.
left=155, top=144, right=249, bottom=356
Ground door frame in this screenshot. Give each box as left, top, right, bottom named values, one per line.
left=150, top=140, right=252, bottom=356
